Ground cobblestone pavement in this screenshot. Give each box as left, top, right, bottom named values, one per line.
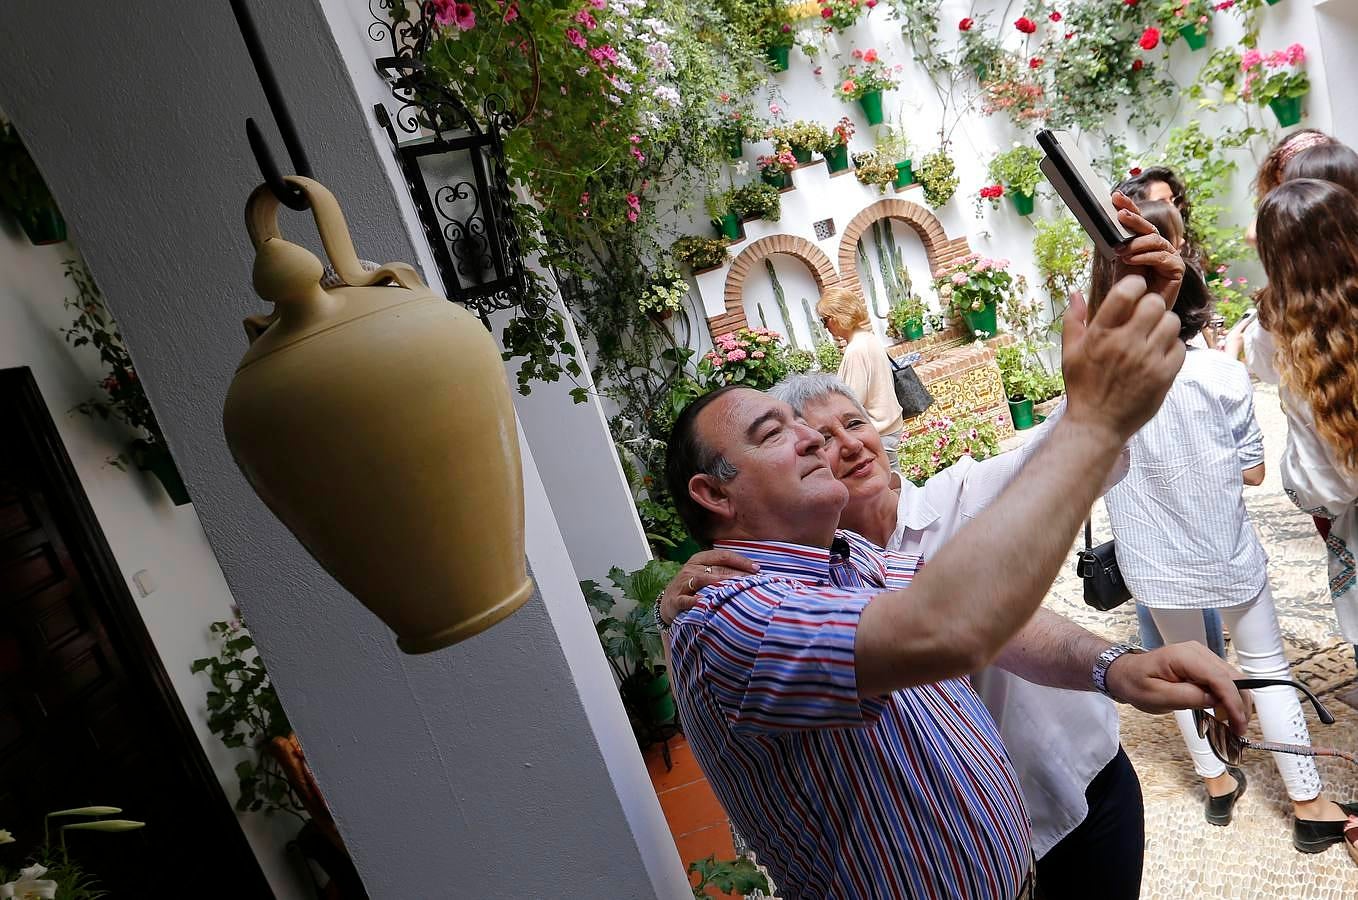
left=1045, top=382, right=1358, bottom=898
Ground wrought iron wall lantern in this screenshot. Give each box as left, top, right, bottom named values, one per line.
left=369, top=1, right=538, bottom=324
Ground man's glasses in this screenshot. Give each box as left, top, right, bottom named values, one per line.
left=1193, top=678, right=1358, bottom=767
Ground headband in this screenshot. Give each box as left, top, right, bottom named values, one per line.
left=1278, top=131, right=1332, bottom=167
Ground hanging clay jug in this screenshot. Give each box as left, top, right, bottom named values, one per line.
left=224, top=176, right=533, bottom=653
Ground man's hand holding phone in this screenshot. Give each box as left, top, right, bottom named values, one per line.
left=1110, top=191, right=1185, bottom=311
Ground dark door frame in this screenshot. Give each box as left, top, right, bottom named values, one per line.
left=1, top=366, right=273, bottom=895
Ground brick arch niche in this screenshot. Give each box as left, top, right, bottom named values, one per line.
left=710, top=234, right=840, bottom=337
left=835, top=198, right=974, bottom=297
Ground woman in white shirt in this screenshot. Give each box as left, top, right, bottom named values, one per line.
left=815, top=288, right=904, bottom=464
left=1096, top=201, right=1356, bottom=849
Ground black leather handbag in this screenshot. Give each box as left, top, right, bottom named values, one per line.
left=1076, top=519, right=1132, bottom=611
left=887, top=354, right=934, bottom=418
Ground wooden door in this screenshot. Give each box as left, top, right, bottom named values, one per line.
left=0, top=367, right=272, bottom=896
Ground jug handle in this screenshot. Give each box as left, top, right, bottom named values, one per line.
left=244, top=175, right=428, bottom=292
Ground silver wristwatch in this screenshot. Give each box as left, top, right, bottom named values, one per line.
left=1092, top=642, right=1144, bottom=700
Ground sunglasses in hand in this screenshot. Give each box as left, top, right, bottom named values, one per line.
left=1193, top=678, right=1358, bottom=767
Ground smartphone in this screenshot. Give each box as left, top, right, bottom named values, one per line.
left=1036, top=129, right=1133, bottom=261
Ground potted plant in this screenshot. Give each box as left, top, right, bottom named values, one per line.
left=759, top=0, right=797, bottom=72
left=1241, top=44, right=1309, bottom=127
left=638, top=265, right=690, bottom=320
left=687, top=856, right=771, bottom=899
left=916, top=147, right=960, bottom=207
left=0, top=121, right=66, bottom=245
left=815, top=339, right=844, bottom=372
left=818, top=0, right=868, bottom=32
left=887, top=292, right=928, bottom=342
left=729, top=181, right=782, bottom=222
left=932, top=254, right=1016, bottom=340
left=875, top=124, right=914, bottom=188
left=700, top=327, right=789, bottom=390
left=0, top=807, right=146, bottom=898
left=834, top=49, right=898, bottom=125
left=1158, top=0, right=1213, bottom=51
left=672, top=235, right=730, bottom=272
left=773, top=120, right=834, bottom=164
left=898, top=414, right=1002, bottom=486
left=757, top=144, right=797, bottom=189
left=581, top=560, right=684, bottom=743
left=988, top=144, right=1044, bottom=216
left=1032, top=215, right=1092, bottom=315
left=59, top=261, right=191, bottom=505
left=997, top=345, right=1064, bottom=430
left=852, top=150, right=899, bottom=194
left=716, top=94, right=762, bottom=160
left=826, top=116, right=855, bottom=173
left=705, top=190, right=740, bottom=240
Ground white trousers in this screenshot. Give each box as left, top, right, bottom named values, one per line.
left=1149, top=583, right=1323, bottom=802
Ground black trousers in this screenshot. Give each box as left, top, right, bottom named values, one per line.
left=1035, top=746, right=1145, bottom=900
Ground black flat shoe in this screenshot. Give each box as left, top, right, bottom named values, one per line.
left=1205, top=766, right=1246, bottom=826
left=1293, top=800, right=1358, bottom=853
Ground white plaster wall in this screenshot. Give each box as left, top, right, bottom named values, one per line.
left=0, top=236, right=308, bottom=899
left=0, top=2, right=688, bottom=896
left=682, top=0, right=1334, bottom=350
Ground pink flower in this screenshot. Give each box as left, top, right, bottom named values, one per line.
left=627, top=209, right=638, bottom=222
left=813, top=65, right=824, bottom=75
left=752, top=350, right=766, bottom=359
left=579, top=192, right=590, bottom=205
left=588, top=44, right=618, bottom=67
left=453, top=2, right=475, bottom=30
left=1222, top=278, right=1234, bottom=288
left=503, top=2, right=519, bottom=23
left=769, top=101, right=783, bottom=116
left=1266, top=51, right=1287, bottom=69
left=1015, top=17, right=1037, bottom=34
left=1214, top=0, right=1234, bottom=8
left=952, top=273, right=968, bottom=285
left=863, top=48, right=878, bottom=63
left=565, top=28, right=587, bottom=49
left=1240, top=49, right=1263, bottom=70
left=1287, top=43, right=1306, bottom=65
left=727, top=349, right=748, bottom=362
left=574, top=9, right=597, bottom=29
left=1237, top=278, right=1248, bottom=286
left=841, top=79, right=857, bottom=94
left=822, top=6, right=833, bottom=17
left=866, top=0, right=877, bottom=7
left=589, top=0, right=605, bottom=6
left=852, top=48, right=864, bottom=60
left=1138, top=27, right=1160, bottom=51
left=1065, top=32, right=1074, bottom=40
left=626, top=193, right=641, bottom=210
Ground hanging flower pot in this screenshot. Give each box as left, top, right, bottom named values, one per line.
left=224, top=177, right=534, bottom=654
left=1269, top=95, right=1304, bottom=127
left=858, top=90, right=885, bottom=125
left=139, top=450, right=192, bottom=506
left=825, top=143, right=851, bottom=173
left=962, top=301, right=998, bottom=338
left=1177, top=25, right=1208, bottom=51
left=766, top=44, right=790, bottom=72
left=1008, top=397, right=1035, bottom=431
left=903, top=318, right=925, bottom=341
left=762, top=170, right=791, bottom=189
left=18, top=206, right=67, bottom=245
left=790, top=146, right=813, bottom=165
left=724, top=131, right=743, bottom=161
left=1265, top=0, right=1282, bottom=5
left=1009, top=190, right=1035, bottom=216
left=712, top=212, right=741, bottom=240
left=894, top=159, right=914, bottom=189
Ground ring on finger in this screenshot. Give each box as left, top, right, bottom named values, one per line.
left=687, top=577, right=696, bottom=592
left=704, top=566, right=713, bottom=575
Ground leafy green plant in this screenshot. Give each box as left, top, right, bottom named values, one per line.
left=687, top=855, right=770, bottom=899
left=988, top=145, right=1044, bottom=197
left=1211, top=267, right=1255, bottom=328
left=770, top=120, right=835, bottom=155
left=996, top=345, right=1064, bottom=403
left=875, top=124, right=912, bottom=163
left=191, top=619, right=305, bottom=819
left=785, top=347, right=816, bottom=373
left=637, top=496, right=692, bottom=552
left=704, top=190, right=730, bottom=220
left=672, top=235, right=730, bottom=271
left=818, top=0, right=869, bottom=32
left=899, top=414, right=1002, bottom=486
left=1157, top=0, right=1213, bottom=41
left=815, top=339, right=844, bottom=372
left=933, top=255, right=1016, bottom=323
left=1032, top=216, right=1091, bottom=317
left=835, top=50, right=898, bottom=101
left=729, top=182, right=782, bottom=221
left=1240, top=44, right=1309, bottom=107
left=852, top=151, right=898, bottom=192
left=916, top=148, right=959, bottom=207
left=701, top=327, right=788, bottom=389
left=0, top=121, right=65, bottom=243
left=638, top=266, right=691, bottom=317
left=1155, top=121, right=1261, bottom=269
left=886, top=292, right=927, bottom=340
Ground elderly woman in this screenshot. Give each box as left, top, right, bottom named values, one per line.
left=815, top=287, right=904, bottom=464
left=659, top=373, right=1142, bottom=897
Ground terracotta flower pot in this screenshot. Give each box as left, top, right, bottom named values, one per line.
left=224, top=177, right=533, bottom=653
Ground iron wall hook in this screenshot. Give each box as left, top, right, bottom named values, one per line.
left=230, top=0, right=313, bottom=211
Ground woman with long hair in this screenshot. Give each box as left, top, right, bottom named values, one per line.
left=1251, top=178, right=1358, bottom=645
left=1096, top=198, right=1358, bottom=849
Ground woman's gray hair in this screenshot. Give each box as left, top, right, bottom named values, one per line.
left=770, top=373, right=871, bottom=420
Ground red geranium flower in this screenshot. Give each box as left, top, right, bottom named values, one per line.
left=959, top=17, right=974, bottom=30
left=1015, top=16, right=1037, bottom=33
left=1132, top=58, right=1144, bottom=71
left=1138, top=26, right=1160, bottom=50
left=1029, top=57, right=1043, bottom=68
left=822, top=6, right=833, bottom=18
left=1129, top=167, right=1143, bottom=176
left=1050, top=11, right=1062, bottom=21
left=1065, top=31, right=1074, bottom=40
left=1125, top=0, right=1138, bottom=5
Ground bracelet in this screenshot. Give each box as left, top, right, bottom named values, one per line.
left=1092, top=642, right=1144, bottom=700
left=653, top=596, right=671, bottom=632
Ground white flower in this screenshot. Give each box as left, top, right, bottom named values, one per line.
left=642, top=17, right=673, bottom=36
left=2, top=865, right=58, bottom=900
left=608, top=93, right=622, bottom=105
left=653, top=85, right=681, bottom=105
left=0, top=830, right=13, bottom=845
left=734, top=160, right=750, bottom=176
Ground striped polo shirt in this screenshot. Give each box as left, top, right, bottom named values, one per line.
left=669, top=535, right=1031, bottom=899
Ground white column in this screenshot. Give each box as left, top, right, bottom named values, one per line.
left=0, top=2, right=687, bottom=896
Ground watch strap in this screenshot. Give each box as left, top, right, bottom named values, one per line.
left=1092, top=642, right=1144, bottom=699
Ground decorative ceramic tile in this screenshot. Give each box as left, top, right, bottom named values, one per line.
left=813, top=218, right=836, bottom=240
